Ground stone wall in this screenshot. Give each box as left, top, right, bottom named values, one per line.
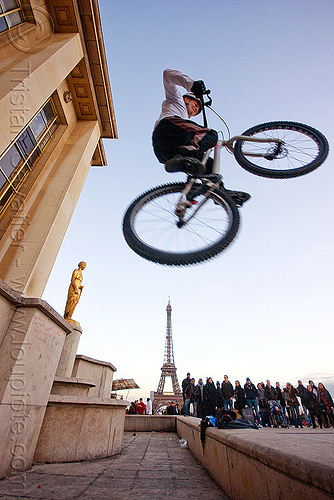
left=124, top=415, right=334, bottom=500
left=125, top=415, right=176, bottom=433
left=0, top=279, right=71, bottom=478
left=34, top=396, right=127, bottom=463
left=176, top=416, right=334, bottom=500
left=0, top=279, right=128, bottom=478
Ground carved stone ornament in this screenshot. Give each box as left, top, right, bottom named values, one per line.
left=63, top=90, right=73, bottom=103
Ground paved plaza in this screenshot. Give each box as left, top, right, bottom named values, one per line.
left=0, top=431, right=229, bottom=499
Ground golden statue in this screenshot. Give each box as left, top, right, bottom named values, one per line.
left=64, top=261, right=86, bottom=323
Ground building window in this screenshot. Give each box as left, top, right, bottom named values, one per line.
left=0, top=98, right=59, bottom=214
left=0, top=0, right=25, bottom=33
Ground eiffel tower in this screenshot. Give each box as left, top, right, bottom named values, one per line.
left=152, top=299, right=183, bottom=413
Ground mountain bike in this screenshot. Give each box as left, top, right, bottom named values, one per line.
left=123, top=92, right=329, bottom=266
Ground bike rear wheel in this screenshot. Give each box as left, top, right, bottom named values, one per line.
left=123, top=182, right=240, bottom=266
left=234, top=121, right=329, bottom=178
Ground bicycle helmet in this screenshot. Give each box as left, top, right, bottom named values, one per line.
left=183, top=92, right=202, bottom=115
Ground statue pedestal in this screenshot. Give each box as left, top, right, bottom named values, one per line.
left=55, top=323, right=82, bottom=378
left=71, top=355, right=116, bottom=398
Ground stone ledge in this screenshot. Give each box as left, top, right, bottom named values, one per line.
left=48, top=394, right=129, bottom=407
left=176, top=416, right=334, bottom=499
left=0, top=278, right=72, bottom=333
left=51, top=376, right=96, bottom=396
left=125, top=415, right=176, bottom=432
left=75, top=354, right=117, bottom=371
left=53, top=376, right=95, bottom=385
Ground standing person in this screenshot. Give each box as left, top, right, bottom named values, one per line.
left=216, top=381, right=223, bottom=410
left=221, top=375, right=234, bottom=411
left=166, top=401, right=175, bottom=415
left=182, top=372, right=191, bottom=404
left=318, top=383, right=334, bottom=427
left=297, top=380, right=311, bottom=426
left=305, top=385, right=322, bottom=429
left=146, top=398, right=153, bottom=415
left=286, top=383, right=303, bottom=428
left=276, top=382, right=286, bottom=416
left=264, top=380, right=278, bottom=424
left=309, top=380, right=318, bottom=396
left=244, top=378, right=260, bottom=423
left=184, top=378, right=196, bottom=416
left=194, top=378, right=206, bottom=419
left=264, top=380, right=278, bottom=408
left=282, top=386, right=293, bottom=424
left=234, top=380, right=246, bottom=413
left=257, top=382, right=271, bottom=427
left=136, top=398, right=146, bottom=415
left=204, top=377, right=217, bottom=417
left=128, top=402, right=137, bottom=415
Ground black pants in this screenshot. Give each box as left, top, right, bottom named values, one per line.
left=197, top=401, right=206, bottom=419
left=152, top=116, right=218, bottom=164
left=309, top=409, right=322, bottom=428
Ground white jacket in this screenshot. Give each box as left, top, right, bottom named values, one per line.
left=154, top=69, right=194, bottom=128
left=146, top=399, right=153, bottom=415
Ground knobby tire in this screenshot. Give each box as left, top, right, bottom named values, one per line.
left=123, top=182, right=240, bottom=266
left=234, top=121, right=329, bottom=179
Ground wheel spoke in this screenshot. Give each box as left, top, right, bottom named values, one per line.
left=134, top=194, right=230, bottom=253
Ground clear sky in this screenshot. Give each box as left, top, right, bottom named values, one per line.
left=43, top=0, right=334, bottom=401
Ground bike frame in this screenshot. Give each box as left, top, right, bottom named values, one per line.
left=208, top=136, right=283, bottom=175
left=176, top=134, right=282, bottom=225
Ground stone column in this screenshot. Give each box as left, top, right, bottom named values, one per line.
left=0, top=120, right=100, bottom=298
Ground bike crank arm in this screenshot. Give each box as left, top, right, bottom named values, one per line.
left=175, top=178, right=196, bottom=215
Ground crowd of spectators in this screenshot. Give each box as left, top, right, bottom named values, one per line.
left=126, top=397, right=152, bottom=415
left=126, top=397, right=181, bottom=415
left=125, top=375, right=333, bottom=429
left=180, top=373, right=334, bottom=429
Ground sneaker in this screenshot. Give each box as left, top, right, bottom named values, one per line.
left=219, top=181, right=251, bottom=207
left=165, top=155, right=206, bottom=176
left=225, top=190, right=251, bottom=207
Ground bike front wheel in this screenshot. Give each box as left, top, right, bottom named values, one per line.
left=234, top=121, right=329, bottom=179
left=123, top=182, right=240, bottom=266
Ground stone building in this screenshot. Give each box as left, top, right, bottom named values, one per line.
left=0, top=0, right=117, bottom=297
left=0, top=0, right=127, bottom=482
